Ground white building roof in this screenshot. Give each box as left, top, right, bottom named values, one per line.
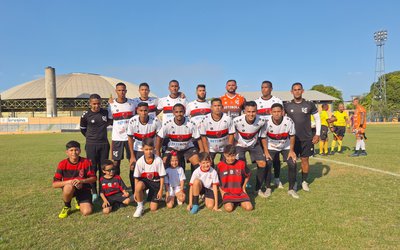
left=1, top=73, right=156, bottom=100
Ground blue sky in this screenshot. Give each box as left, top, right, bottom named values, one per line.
left=0, top=0, right=399, bottom=100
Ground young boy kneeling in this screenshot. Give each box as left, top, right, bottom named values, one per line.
left=100, top=160, right=131, bottom=214
left=133, top=138, right=166, bottom=218
left=187, top=152, right=220, bottom=214
left=52, top=141, right=96, bottom=218
left=217, top=145, right=253, bottom=212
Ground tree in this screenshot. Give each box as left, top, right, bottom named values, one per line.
left=310, top=84, right=343, bottom=109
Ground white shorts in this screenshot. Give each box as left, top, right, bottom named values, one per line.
left=168, top=186, right=182, bottom=196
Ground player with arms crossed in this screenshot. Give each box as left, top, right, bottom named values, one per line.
left=284, top=83, right=320, bottom=191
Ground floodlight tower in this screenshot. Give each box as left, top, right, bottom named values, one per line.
left=373, top=30, right=387, bottom=107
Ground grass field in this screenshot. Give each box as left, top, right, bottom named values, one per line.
left=0, top=124, right=399, bottom=249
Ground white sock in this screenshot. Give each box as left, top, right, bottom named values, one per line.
left=360, top=140, right=366, bottom=150
left=355, top=140, right=361, bottom=150
left=137, top=201, right=144, bottom=208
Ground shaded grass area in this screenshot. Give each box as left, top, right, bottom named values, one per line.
left=0, top=125, right=399, bottom=249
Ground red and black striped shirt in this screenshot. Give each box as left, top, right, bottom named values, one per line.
left=100, top=175, right=128, bottom=197
left=53, top=157, right=95, bottom=190
left=217, top=160, right=250, bottom=194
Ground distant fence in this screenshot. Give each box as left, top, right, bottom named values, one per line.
left=0, top=117, right=80, bottom=133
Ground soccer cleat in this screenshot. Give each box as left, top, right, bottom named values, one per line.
left=264, top=188, right=272, bottom=198
left=190, top=204, right=199, bottom=214
left=350, top=151, right=360, bottom=157
left=328, top=151, right=335, bottom=155
left=359, top=150, right=367, bottom=156
left=293, top=182, right=298, bottom=191
left=73, top=197, right=80, bottom=210
left=274, top=178, right=284, bottom=189
left=92, top=193, right=98, bottom=203
left=288, top=190, right=299, bottom=199
left=133, top=206, right=144, bottom=218
left=257, top=190, right=268, bottom=198
left=302, top=181, right=310, bottom=192
left=58, top=206, right=71, bottom=219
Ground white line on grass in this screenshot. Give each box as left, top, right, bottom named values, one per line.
left=311, top=157, right=400, bottom=178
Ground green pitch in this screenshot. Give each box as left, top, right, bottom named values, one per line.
left=0, top=124, right=399, bottom=249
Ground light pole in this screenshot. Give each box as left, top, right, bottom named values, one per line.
left=373, top=30, right=388, bottom=121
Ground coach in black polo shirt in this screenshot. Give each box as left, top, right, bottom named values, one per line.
left=284, top=83, right=320, bottom=192
left=80, top=94, right=112, bottom=201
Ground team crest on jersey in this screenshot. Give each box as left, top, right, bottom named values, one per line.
left=102, top=116, right=107, bottom=122
left=177, top=135, right=184, bottom=141
left=146, top=173, right=154, bottom=180
left=91, top=119, right=95, bottom=123
left=235, top=99, right=240, bottom=105
left=235, top=169, right=241, bottom=175
left=302, top=107, right=308, bottom=113
left=79, top=169, right=84, bottom=178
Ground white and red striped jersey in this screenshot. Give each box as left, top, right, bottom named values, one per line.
left=157, top=95, right=188, bottom=122
left=134, top=155, right=166, bottom=181
left=189, top=167, right=219, bottom=189
left=233, top=114, right=267, bottom=148
left=132, top=97, right=158, bottom=117
left=254, top=96, right=283, bottom=119
left=126, top=115, right=162, bottom=152
left=265, top=116, right=296, bottom=151
left=199, top=113, right=235, bottom=153
left=157, top=117, right=200, bottom=151
left=185, top=100, right=211, bottom=124
left=108, top=99, right=136, bottom=141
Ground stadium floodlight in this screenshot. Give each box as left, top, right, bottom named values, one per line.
left=374, top=30, right=388, bottom=45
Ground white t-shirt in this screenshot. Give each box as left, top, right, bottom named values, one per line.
left=233, top=114, right=267, bottom=148
left=189, top=167, right=219, bottom=189
left=157, top=117, right=200, bottom=151
left=134, top=155, right=166, bottom=181
left=108, top=98, right=136, bottom=141
left=254, top=96, right=283, bottom=119
left=132, top=97, right=159, bottom=117
left=126, top=115, right=162, bottom=152
left=157, top=95, right=188, bottom=122
left=199, top=113, right=235, bottom=153
left=266, top=116, right=296, bottom=151
left=165, top=167, right=186, bottom=188
left=186, top=100, right=211, bottom=125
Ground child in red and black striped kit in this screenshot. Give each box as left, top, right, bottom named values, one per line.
left=99, top=160, right=131, bottom=214
left=217, top=145, right=253, bottom=212
left=52, top=141, right=97, bottom=219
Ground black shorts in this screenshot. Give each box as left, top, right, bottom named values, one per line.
left=134, top=151, right=144, bottom=161
left=333, top=126, right=346, bottom=137
left=164, top=147, right=198, bottom=162
left=320, top=125, right=329, bottom=141
left=112, top=141, right=131, bottom=161
left=73, top=188, right=92, bottom=204
left=85, top=143, right=110, bottom=172
left=268, top=150, right=296, bottom=167
left=294, top=139, right=314, bottom=158
left=200, top=187, right=215, bottom=200
left=105, top=192, right=128, bottom=206
left=139, top=178, right=161, bottom=203
left=236, top=143, right=265, bottom=162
